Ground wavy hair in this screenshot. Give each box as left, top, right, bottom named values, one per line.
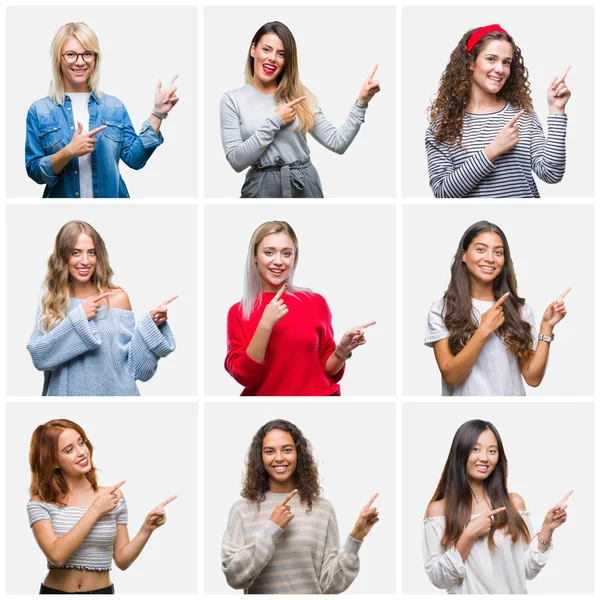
left=443, top=221, right=533, bottom=359
left=245, top=21, right=316, bottom=135
left=50, top=22, right=102, bottom=104
left=429, top=419, right=529, bottom=550
left=29, top=419, right=98, bottom=506
left=39, top=221, right=115, bottom=333
left=242, top=419, right=321, bottom=511
left=429, top=28, right=532, bottom=145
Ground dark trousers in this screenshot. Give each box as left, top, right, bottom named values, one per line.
left=39, top=583, right=115, bottom=594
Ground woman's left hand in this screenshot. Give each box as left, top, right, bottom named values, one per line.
left=154, top=74, right=180, bottom=114
left=358, top=64, right=381, bottom=104
left=336, top=321, right=376, bottom=358
left=547, top=66, right=571, bottom=114
left=143, top=495, right=177, bottom=532
left=350, top=493, right=380, bottom=541
left=149, top=295, right=178, bottom=326
left=542, top=489, right=572, bottom=532
left=541, top=287, right=570, bottom=328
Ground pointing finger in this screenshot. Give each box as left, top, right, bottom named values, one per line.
left=287, top=96, right=307, bottom=107
left=555, top=65, right=571, bottom=85
left=556, top=287, right=571, bottom=302
left=356, top=321, right=377, bottom=330
left=487, top=507, right=506, bottom=516
left=93, top=291, right=113, bottom=302
left=368, top=64, right=378, bottom=79
left=157, top=495, right=178, bottom=509
left=507, top=110, right=524, bottom=127
left=110, top=480, right=126, bottom=493
left=87, top=125, right=107, bottom=137
left=160, top=295, right=179, bottom=306
left=273, top=283, right=288, bottom=302
left=365, top=492, right=379, bottom=508
left=170, top=73, right=179, bottom=85
left=281, top=489, right=298, bottom=506
left=557, top=489, right=573, bottom=507
left=493, top=292, right=510, bottom=308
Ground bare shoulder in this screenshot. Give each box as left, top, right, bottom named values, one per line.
left=509, top=492, right=527, bottom=511
left=426, top=499, right=446, bottom=518
left=110, top=288, right=132, bottom=311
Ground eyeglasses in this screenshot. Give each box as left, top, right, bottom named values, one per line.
left=61, top=51, right=97, bottom=64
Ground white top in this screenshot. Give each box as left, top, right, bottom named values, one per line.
left=425, top=298, right=537, bottom=396
left=422, top=511, right=552, bottom=594
left=67, top=92, right=93, bottom=198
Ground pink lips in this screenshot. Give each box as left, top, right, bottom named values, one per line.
left=77, top=457, right=89, bottom=467
left=262, top=64, right=277, bottom=75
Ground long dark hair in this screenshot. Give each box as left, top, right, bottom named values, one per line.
left=242, top=419, right=321, bottom=511
left=444, top=221, right=533, bottom=359
left=430, top=419, right=529, bottom=550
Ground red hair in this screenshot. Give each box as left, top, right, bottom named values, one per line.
left=29, top=419, right=98, bottom=505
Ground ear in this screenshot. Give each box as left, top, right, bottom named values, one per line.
left=250, top=44, right=256, bottom=59
left=462, top=250, right=466, bottom=263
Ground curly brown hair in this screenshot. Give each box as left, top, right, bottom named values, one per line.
left=429, top=28, right=533, bottom=145
left=242, top=419, right=321, bottom=511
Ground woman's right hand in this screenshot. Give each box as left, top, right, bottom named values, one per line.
left=66, top=122, right=107, bottom=158
left=269, top=489, right=297, bottom=529
left=485, top=111, right=523, bottom=162
left=465, top=507, right=506, bottom=538
left=274, top=97, right=307, bottom=125
left=478, top=292, right=509, bottom=338
left=82, top=292, right=112, bottom=320
left=90, top=481, right=125, bottom=517
left=259, top=284, right=289, bottom=330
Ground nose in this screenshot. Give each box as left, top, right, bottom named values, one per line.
left=80, top=253, right=90, bottom=265
left=272, top=253, right=283, bottom=265
left=483, top=249, right=495, bottom=262
left=74, top=54, right=85, bottom=66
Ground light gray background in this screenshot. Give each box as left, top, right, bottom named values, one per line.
left=204, top=401, right=396, bottom=594
left=402, top=204, right=594, bottom=396
left=6, top=6, right=198, bottom=198
left=6, top=402, right=198, bottom=594
left=6, top=204, right=198, bottom=396
left=204, top=6, right=396, bottom=198
left=402, top=402, right=594, bottom=594
left=204, top=204, right=396, bottom=396
left=402, top=6, right=594, bottom=198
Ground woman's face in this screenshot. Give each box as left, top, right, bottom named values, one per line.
left=462, top=231, right=505, bottom=288
left=471, top=39, right=513, bottom=97
left=255, top=232, right=295, bottom=293
left=56, top=428, right=92, bottom=477
left=262, top=428, right=297, bottom=490
left=60, top=36, right=94, bottom=92
left=466, top=428, right=499, bottom=482
left=68, top=232, right=97, bottom=284
left=250, top=33, right=285, bottom=85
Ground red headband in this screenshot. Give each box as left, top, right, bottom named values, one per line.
left=466, top=24, right=508, bottom=53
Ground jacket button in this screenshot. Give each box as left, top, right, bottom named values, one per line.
left=70, top=126, right=74, bottom=130
left=68, top=107, right=71, bottom=110
left=74, top=170, right=78, bottom=175
left=75, top=192, right=79, bottom=196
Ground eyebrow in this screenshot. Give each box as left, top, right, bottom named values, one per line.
left=485, top=53, right=512, bottom=60
left=263, top=444, right=295, bottom=450
left=72, top=247, right=95, bottom=251
left=474, top=243, right=504, bottom=249
left=263, top=246, right=293, bottom=251
left=473, top=444, right=498, bottom=449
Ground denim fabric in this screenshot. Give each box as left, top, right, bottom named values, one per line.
left=25, top=92, right=164, bottom=198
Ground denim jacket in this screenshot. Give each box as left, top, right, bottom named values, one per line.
left=25, top=92, right=164, bottom=198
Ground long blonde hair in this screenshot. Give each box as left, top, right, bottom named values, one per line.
left=49, top=22, right=102, bottom=104
left=39, top=221, right=114, bottom=332
left=245, top=22, right=316, bottom=135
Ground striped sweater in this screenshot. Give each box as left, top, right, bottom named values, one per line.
left=425, top=103, right=567, bottom=198
left=27, top=298, right=175, bottom=396
left=27, top=498, right=128, bottom=571
left=222, top=493, right=362, bottom=594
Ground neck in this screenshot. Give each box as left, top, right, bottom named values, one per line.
left=470, top=279, right=496, bottom=301
left=469, top=480, right=486, bottom=507
left=70, top=279, right=97, bottom=299
left=249, top=75, right=277, bottom=95
left=64, top=82, right=90, bottom=94
left=269, top=478, right=296, bottom=494
left=467, top=86, right=505, bottom=113
left=63, top=473, right=92, bottom=498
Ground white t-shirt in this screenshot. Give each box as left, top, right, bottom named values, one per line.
left=425, top=298, right=537, bottom=396
left=67, top=92, right=93, bottom=198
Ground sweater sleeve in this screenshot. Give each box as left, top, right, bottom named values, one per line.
left=316, top=295, right=345, bottom=383
left=26, top=305, right=102, bottom=371
left=422, top=517, right=466, bottom=590
left=125, top=314, right=175, bottom=382
left=521, top=511, right=552, bottom=580
left=530, top=113, right=567, bottom=184
left=224, top=305, right=265, bottom=387
left=220, top=93, right=285, bottom=172
left=426, top=126, right=496, bottom=198
left=221, top=504, right=283, bottom=590
left=309, top=102, right=367, bottom=155
left=319, top=509, right=361, bottom=594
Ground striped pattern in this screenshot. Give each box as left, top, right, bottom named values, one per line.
left=426, top=103, right=567, bottom=198
left=222, top=493, right=362, bottom=594
left=27, top=499, right=128, bottom=571
left=26, top=298, right=175, bottom=396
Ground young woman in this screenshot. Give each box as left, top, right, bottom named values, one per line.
left=426, top=24, right=570, bottom=198
left=225, top=220, right=375, bottom=395
left=27, top=220, right=176, bottom=396
left=28, top=419, right=176, bottom=594
left=425, top=221, right=569, bottom=396
left=25, top=22, right=179, bottom=198
left=222, top=419, right=379, bottom=594
left=220, top=21, right=381, bottom=198
left=423, top=419, right=570, bottom=594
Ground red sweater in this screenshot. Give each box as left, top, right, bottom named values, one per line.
left=225, top=292, right=344, bottom=396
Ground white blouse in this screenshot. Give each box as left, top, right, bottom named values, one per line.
left=422, top=511, right=552, bottom=594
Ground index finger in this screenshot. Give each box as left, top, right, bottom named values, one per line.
left=368, top=64, right=378, bottom=79
left=157, top=495, right=178, bottom=509
left=93, top=291, right=112, bottom=302
left=557, top=489, right=573, bottom=507
left=487, top=507, right=506, bottom=516
left=356, top=321, right=377, bottom=330
left=287, top=96, right=307, bottom=107
left=365, top=492, right=379, bottom=508
left=87, top=125, right=107, bottom=137
left=170, top=73, right=179, bottom=85
left=507, top=110, right=524, bottom=127
left=280, top=489, right=298, bottom=505
left=110, top=480, right=126, bottom=493
left=273, top=283, right=288, bottom=302
left=493, top=292, right=510, bottom=308
left=160, top=295, right=179, bottom=306
left=555, top=65, right=571, bottom=85
left=556, top=287, right=571, bottom=302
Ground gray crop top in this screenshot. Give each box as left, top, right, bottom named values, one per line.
left=27, top=498, right=128, bottom=571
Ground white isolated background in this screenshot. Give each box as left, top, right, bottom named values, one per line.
left=6, top=204, right=198, bottom=396
left=6, top=6, right=198, bottom=198
left=204, top=5, right=396, bottom=198
left=402, top=204, right=593, bottom=396
left=204, top=204, right=396, bottom=396
left=402, top=5, right=594, bottom=198
left=203, top=401, right=396, bottom=594
left=6, top=401, right=198, bottom=594
left=402, top=402, right=594, bottom=594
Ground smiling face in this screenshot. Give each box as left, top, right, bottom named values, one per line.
left=462, top=231, right=505, bottom=288
left=471, top=39, right=513, bottom=97
left=255, top=232, right=295, bottom=292
left=56, top=428, right=92, bottom=477
left=262, top=428, right=297, bottom=492
left=466, top=428, right=499, bottom=482
left=68, top=232, right=96, bottom=284
left=251, top=33, right=285, bottom=87
left=60, top=36, right=94, bottom=92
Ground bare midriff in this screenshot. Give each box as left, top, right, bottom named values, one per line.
left=43, top=569, right=111, bottom=593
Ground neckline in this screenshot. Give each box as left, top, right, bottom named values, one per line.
left=246, top=82, right=276, bottom=97
left=465, top=101, right=509, bottom=116
left=69, top=297, right=133, bottom=313
left=30, top=498, right=124, bottom=509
